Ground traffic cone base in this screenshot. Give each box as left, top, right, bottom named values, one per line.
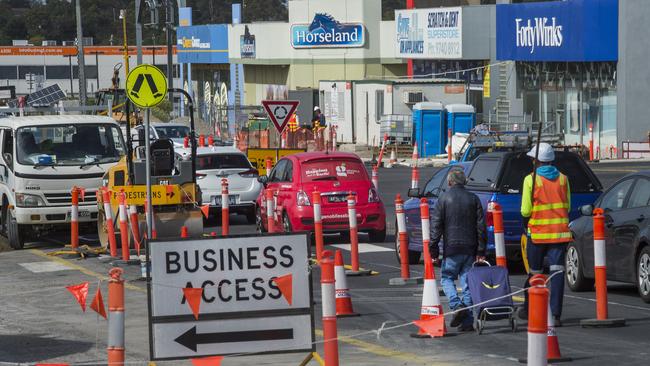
left=411, top=260, right=446, bottom=338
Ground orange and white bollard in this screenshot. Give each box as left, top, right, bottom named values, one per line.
left=332, top=127, right=337, bottom=151
left=348, top=194, right=360, bottom=272
left=588, top=123, right=594, bottom=162
left=128, top=205, right=141, bottom=255
left=411, top=259, right=445, bottom=338
left=143, top=199, right=157, bottom=240
left=388, top=148, right=397, bottom=167
left=107, top=267, right=125, bottom=366
left=281, top=130, right=287, bottom=149
left=371, top=165, right=379, bottom=190
left=525, top=274, right=548, bottom=366
left=580, top=208, right=626, bottom=327
left=447, top=128, right=453, bottom=163
left=420, top=198, right=432, bottom=264
left=334, top=249, right=359, bottom=317
left=411, top=167, right=419, bottom=190
left=265, top=157, right=273, bottom=176
left=377, top=133, right=388, bottom=167
left=490, top=202, right=507, bottom=268
left=265, top=189, right=276, bottom=234
left=390, top=194, right=423, bottom=286
left=183, top=136, right=190, bottom=148
left=70, top=187, right=80, bottom=250
left=118, top=191, right=130, bottom=262
left=199, top=134, right=205, bottom=147
left=102, top=189, right=118, bottom=258
left=320, top=250, right=340, bottom=366
left=181, top=226, right=189, bottom=239
left=312, top=190, right=324, bottom=261
left=208, top=134, right=214, bottom=146
left=221, top=178, right=229, bottom=236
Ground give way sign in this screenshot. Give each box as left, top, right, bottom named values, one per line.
left=262, top=100, right=300, bottom=133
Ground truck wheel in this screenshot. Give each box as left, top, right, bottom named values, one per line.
left=7, top=210, right=25, bottom=249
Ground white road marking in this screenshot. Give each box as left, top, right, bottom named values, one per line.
left=19, top=261, right=72, bottom=273
left=329, top=243, right=394, bottom=253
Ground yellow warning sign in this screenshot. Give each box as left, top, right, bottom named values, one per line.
left=126, top=64, right=168, bottom=108
left=109, top=185, right=183, bottom=206
left=247, top=148, right=306, bottom=175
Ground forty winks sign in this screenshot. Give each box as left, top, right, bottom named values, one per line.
left=497, top=0, right=618, bottom=62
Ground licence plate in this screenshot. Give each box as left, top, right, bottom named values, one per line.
left=211, top=195, right=238, bottom=206
left=327, top=195, right=347, bottom=203
left=68, top=210, right=90, bottom=219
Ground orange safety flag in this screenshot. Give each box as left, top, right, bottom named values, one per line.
left=183, top=288, right=203, bottom=320
left=200, top=204, right=210, bottom=219
left=89, top=287, right=107, bottom=319
left=191, top=356, right=224, bottom=366
left=66, top=282, right=89, bottom=312
left=414, top=316, right=445, bottom=338
left=273, top=274, right=293, bottom=306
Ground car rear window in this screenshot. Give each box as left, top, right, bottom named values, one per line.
left=301, top=159, right=367, bottom=182
left=196, top=154, right=251, bottom=170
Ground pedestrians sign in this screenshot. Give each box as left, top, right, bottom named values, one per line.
left=261, top=100, right=300, bottom=133
left=126, top=64, right=168, bottom=108
left=147, top=233, right=314, bottom=360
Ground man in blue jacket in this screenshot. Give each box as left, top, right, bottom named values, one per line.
left=430, top=168, right=487, bottom=331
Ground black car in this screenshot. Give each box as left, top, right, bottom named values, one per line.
left=566, top=171, right=650, bottom=303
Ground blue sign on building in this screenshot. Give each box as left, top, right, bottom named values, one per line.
left=496, top=0, right=618, bottom=62
left=291, top=13, right=365, bottom=48
left=176, top=25, right=229, bottom=64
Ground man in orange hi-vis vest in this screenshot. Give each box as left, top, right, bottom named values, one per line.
left=519, top=142, right=571, bottom=327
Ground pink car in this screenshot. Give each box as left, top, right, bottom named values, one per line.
left=256, top=152, right=386, bottom=242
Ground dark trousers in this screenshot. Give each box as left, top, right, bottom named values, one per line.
left=522, top=241, right=567, bottom=317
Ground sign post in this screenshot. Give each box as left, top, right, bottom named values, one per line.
left=262, top=100, right=300, bottom=134
left=126, top=64, right=168, bottom=239
left=147, top=233, right=315, bottom=360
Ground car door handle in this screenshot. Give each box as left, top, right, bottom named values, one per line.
left=638, top=214, right=646, bottom=222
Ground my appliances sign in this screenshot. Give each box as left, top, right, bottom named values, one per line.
left=497, top=0, right=618, bottom=62
left=291, top=13, right=365, bottom=48
left=395, top=7, right=462, bottom=59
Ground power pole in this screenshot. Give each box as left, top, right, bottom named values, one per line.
left=75, top=0, right=87, bottom=106
left=165, top=1, right=174, bottom=94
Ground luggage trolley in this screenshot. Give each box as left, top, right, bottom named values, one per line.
left=467, top=261, right=517, bottom=335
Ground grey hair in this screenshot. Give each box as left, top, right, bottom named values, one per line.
left=448, top=168, right=466, bottom=186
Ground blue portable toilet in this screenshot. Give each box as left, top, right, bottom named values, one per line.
left=446, top=104, right=475, bottom=134
left=412, top=102, right=445, bottom=157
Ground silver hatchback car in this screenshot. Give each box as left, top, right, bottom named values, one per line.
left=176, top=146, right=262, bottom=223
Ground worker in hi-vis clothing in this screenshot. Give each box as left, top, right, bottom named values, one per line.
left=519, top=143, right=571, bottom=327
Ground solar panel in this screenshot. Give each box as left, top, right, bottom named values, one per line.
left=26, top=84, right=66, bottom=107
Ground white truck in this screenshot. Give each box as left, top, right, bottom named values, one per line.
left=0, top=115, right=126, bottom=249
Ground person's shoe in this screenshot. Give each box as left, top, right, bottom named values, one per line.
left=517, top=307, right=528, bottom=320
left=457, top=323, right=475, bottom=332
left=553, top=316, right=562, bottom=327
left=450, top=306, right=469, bottom=327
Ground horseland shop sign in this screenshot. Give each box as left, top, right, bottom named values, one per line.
left=496, top=0, right=618, bottom=62
left=147, top=234, right=314, bottom=360
left=395, top=7, right=462, bottom=59
left=291, top=13, right=365, bottom=48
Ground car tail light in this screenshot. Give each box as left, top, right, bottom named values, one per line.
left=239, top=168, right=259, bottom=178
left=368, top=187, right=380, bottom=203
left=297, top=190, right=311, bottom=206
left=196, top=173, right=207, bottom=180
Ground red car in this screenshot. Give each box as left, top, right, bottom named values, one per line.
left=256, top=152, right=386, bottom=241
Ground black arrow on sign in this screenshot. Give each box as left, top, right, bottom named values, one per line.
left=174, top=326, right=294, bottom=352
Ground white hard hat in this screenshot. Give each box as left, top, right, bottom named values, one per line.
left=527, top=143, right=555, bottom=162
left=314, top=106, right=320, bottom=111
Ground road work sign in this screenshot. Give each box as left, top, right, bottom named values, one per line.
left=109, top=185, right=183, bottom=206
left=147, top=233, right=314, bottom=360
left=261, top=100, right=299, bottom=133
left=126, top=64, right=168, bottom=108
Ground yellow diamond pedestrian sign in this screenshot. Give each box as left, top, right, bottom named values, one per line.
left=126, top=64, right=168, bottom=108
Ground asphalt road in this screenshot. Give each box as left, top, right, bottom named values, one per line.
left=1, top=160, right=649, bottom=365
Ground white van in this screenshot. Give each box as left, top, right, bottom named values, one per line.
left=0, top=115, right=126, bottom=249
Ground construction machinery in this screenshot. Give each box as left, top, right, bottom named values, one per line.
left=96, top=88, right=203, bottom=248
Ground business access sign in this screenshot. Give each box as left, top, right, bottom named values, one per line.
left=496, top=0, right=618, bottom=62
left=147, top=234, right=314, bottom=360
left=395, top=7, right=462, bottom=59
left=291, top=13, right=365, bottom=48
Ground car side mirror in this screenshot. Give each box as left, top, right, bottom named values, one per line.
left=407, top=188, right=420, bottom=198
left=257, top=175, right=269, bottom=186
left=580, top=204, right=594, bottom=216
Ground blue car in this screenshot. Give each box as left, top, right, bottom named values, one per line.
left=397, top=150, right=603, bottom=264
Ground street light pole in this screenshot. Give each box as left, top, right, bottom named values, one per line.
left=75, top=0, right=87, bottom=106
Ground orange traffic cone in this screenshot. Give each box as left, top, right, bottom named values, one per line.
left=334, top=250, right=359, bottom=317
left=411, top=259, right=446, bottom=338
left=547, top=303, right=572, bottom=362
left=387, top=148, right=397, bottom=168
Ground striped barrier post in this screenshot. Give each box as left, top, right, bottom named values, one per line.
left=199, top=134, right=205, bottom=147
left=102, top=189, right=118, bottom=258
left=348, top=194, right=360, bottom=272
left=313, top=191, right=324, bottom=261
left=490, top=202, right=507, bottom=268
left=107, top=268, right=125, bottom=365
left=208, top=134, right=214, bottom=146
left=128, top=205, right=141, bottom=256
left=447, top=128, right=453, bottom=163
left=580, top=208, right=626, bottom=327
left=526, top=274, right=548, bottom=366
left=266, top=189, right=276, bottom=234
left=221, top=178, right=229, bottom=236
left=320, top=250, right=339, bottom=366
left=118, top=191, right=130, bottom=261
left=420, top=198, right=431, bottom=264
left=389, top=194, right=423, bottom=286
left=266, top=158, right=273, bottom=176
left=70, top=187, right=80, bottom=250
left=371, top=165, right=379, bottom=190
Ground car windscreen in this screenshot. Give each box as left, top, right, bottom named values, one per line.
left=154, top=126, right=190, bottom=139
left=466, top=158, right=501, bottom=190
left=499, top=152, right=601, bottom=193
left=196, top=154, right=252, bottom=170
left=16, top=124, right=125, bottom=166
left=301, top=159, right=368, bottom=182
